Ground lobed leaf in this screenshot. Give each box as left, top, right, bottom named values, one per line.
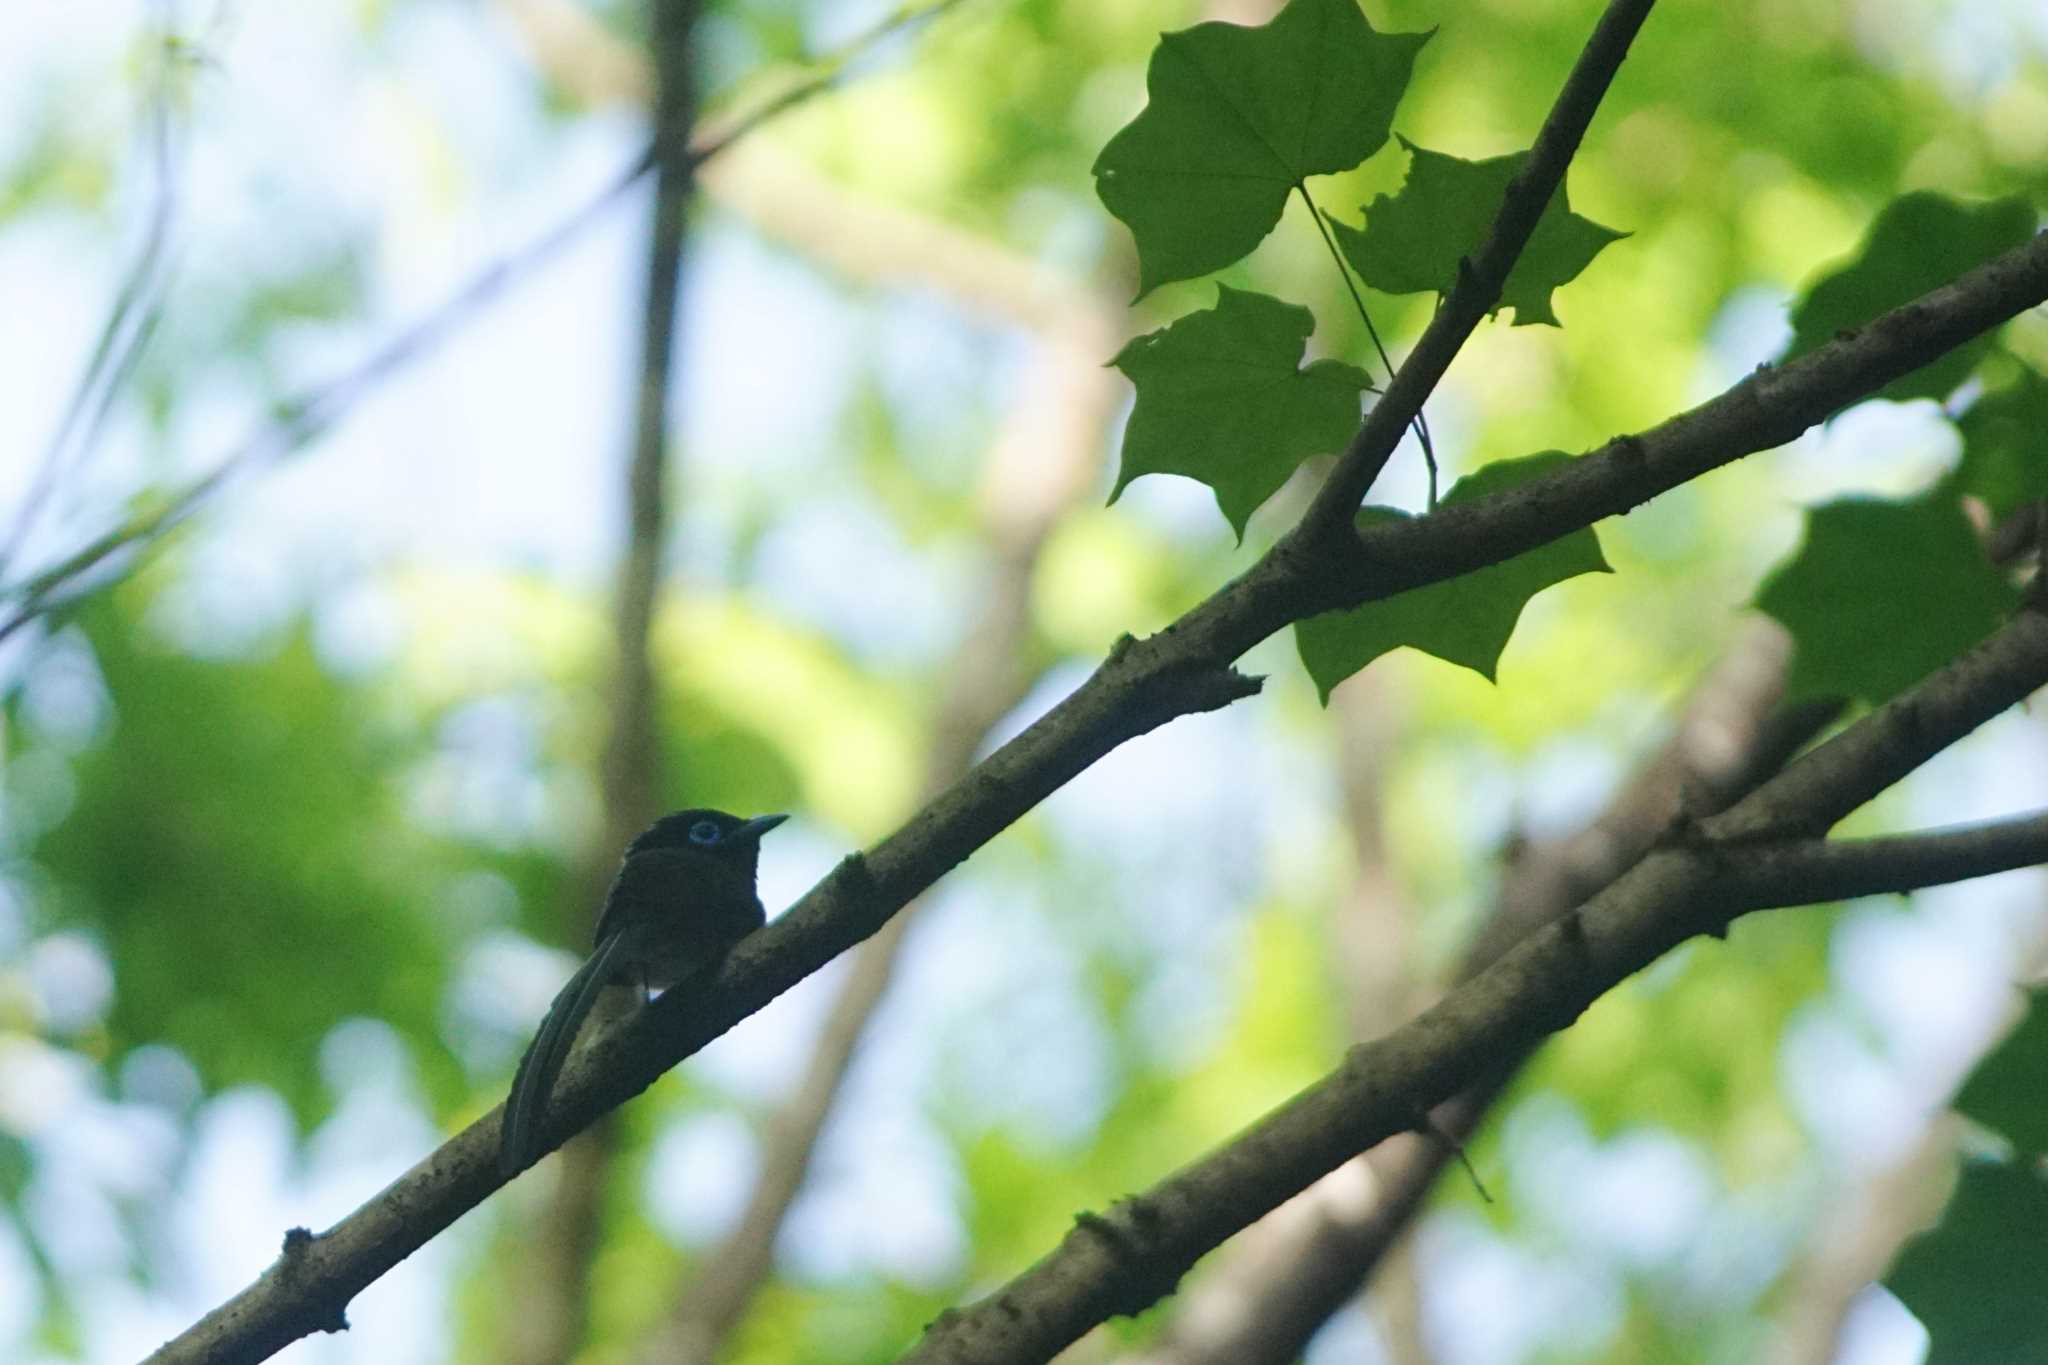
left=1327, top=138, right=1624, bottom=326
left=1093, top=0, right=1428, bottom=297
left=1294, top=452, right=1610, bottom=699
left=1111, top=286, right=1374, bottom=539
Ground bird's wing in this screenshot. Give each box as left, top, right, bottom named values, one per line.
left=499, top=928, right=629, bottom=1177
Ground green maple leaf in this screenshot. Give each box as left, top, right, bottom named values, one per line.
left=1754, top=491, right=2020, bottom=706
left=1784, top=191, right=2036, bottom=404
left=1327, top=139, right=1625, bottom=326
left=1093, top=0, right=1428, bottom=298
left=1110, top=285, right=1374, bottom=538
left=1954, top=987, right=2048, bottom=1156
left=1887, top=1159, right=2048, bottom=1364
left=1294, top=453, right=1610, bottom=699
left=1955, top=364, right=2048, bottom=520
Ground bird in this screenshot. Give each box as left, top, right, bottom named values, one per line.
left=499, top=807, right=786, bottom=1177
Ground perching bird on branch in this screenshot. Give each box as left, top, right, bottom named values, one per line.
left=499, top=808, right=786, bottom=1176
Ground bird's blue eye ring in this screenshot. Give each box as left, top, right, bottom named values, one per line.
left=688, top=819, right=723, bottom=845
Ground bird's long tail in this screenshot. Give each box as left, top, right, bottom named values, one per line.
left=500, top=930, right=627, bottom=1177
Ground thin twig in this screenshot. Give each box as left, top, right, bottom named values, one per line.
left=0, top=5, right=185, bottom=583
left=688, top=0, right=973, bottom=165
left=1294, top=181, right=1436, bottom=506
left=0, top=152, right=648, bottom=648
left=1714, top=810, right=2048, bottom=911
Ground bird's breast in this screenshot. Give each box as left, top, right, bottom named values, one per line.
left=594, top=846, right=767, bottom=989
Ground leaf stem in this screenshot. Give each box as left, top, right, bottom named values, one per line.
left=1297, top=180, right=1437, bottom=508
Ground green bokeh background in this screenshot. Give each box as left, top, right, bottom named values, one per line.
left=1, top=1, right=2044, bottom=1362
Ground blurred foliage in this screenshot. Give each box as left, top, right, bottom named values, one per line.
left=15, top=587, right=459, bottom=1129
left=1953, top=985, right=2048, bottom=1155
left=1955, top=360, right=2048, bottom=518
left=0, top=1, right=2043, bottom=1363
left=1885, top=1158, right=2048, bottom=1365
left=1782, top=190, right=2035, bottom=403
left=1889, top=988, right=2048, bottom=1361
left=1756, top=489, right=2021, bottom=705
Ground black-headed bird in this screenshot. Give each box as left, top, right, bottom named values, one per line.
left=500, top=808, right=785, bottom=1176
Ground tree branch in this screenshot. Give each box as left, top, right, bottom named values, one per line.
left=903, top=604, right=2048, bottom=1365
left=147, top=187, right=2048, bottom=1365
left=1134, top=629, right=2044, bottom=1363
left=1131, top=622, right=1832, bottom=1365
left=1150, top=532, right=2045, bottom=1365
left=1717, top=811, right=2048, bottom=911
left=1284, top=228, right=2048, bottom=622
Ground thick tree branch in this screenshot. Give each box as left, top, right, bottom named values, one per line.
left=1128, top=671, right=1437, bottom=1365
left=1159, top=532, right=2043, bottom=1365
left=903, top=605, right=2048, bottom=1365
left=1286, top=229, right=2048, bottom=621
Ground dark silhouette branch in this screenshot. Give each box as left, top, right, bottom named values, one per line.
left=1148, top=522, right=2048, bottom=1365
left=1132, top=490, right=2048, bottom=1361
